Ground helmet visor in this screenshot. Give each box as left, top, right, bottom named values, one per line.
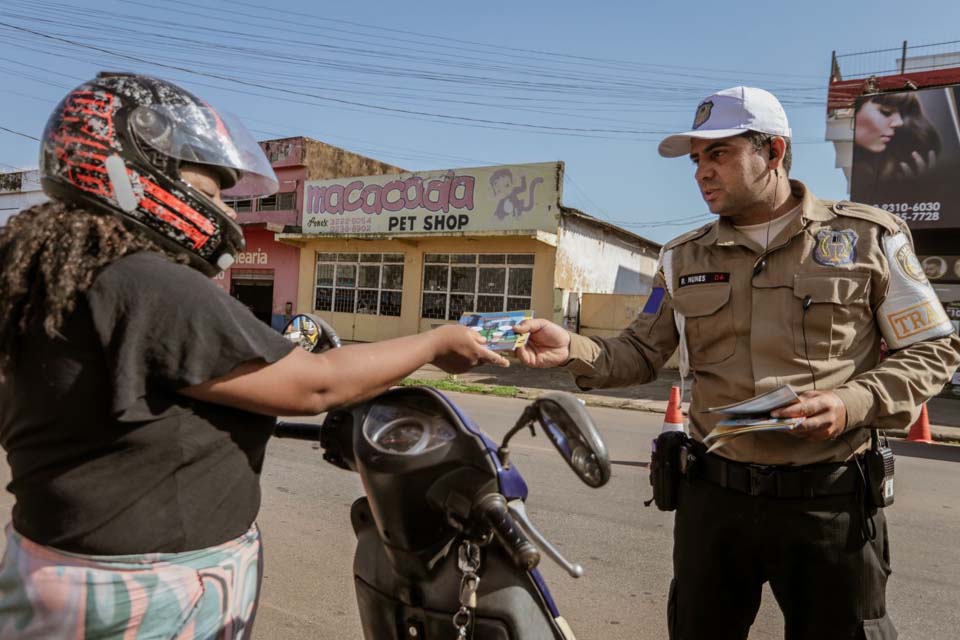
left=130, top=103, right=278, bottom=197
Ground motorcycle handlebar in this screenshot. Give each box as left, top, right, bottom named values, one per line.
left=273, top=421, right=322, bottom=441
left=474, top=493, right=540, bottom=571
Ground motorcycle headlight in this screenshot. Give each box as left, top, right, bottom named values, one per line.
left=362, top=402, right=457, bottom=456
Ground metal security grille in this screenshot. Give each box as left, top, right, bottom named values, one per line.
left=314, top=252, right=404, bottom=317
left=421, top=253, right=534, bottom=321
left=225, top=192, right=296, bottom=213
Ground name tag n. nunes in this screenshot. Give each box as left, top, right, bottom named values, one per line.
left=678, top=272, right=730, bottom=288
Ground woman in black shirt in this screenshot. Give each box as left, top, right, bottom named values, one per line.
left=0, top=73, right=506, bottom=639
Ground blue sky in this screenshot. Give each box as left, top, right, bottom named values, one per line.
left=1, top=0, right=958, bottom=243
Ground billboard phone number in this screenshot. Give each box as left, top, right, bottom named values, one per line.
left=873, top=202, right=942, bottom=222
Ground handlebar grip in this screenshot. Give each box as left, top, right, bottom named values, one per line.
left=475, top=493, right=540, bottom=571
left=273, top=421, right=322, bottom=441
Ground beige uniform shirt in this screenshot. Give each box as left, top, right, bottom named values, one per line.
left=566, top=181, right=960, bottom=465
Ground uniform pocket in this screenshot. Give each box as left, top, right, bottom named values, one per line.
left=671, top=282, right=735, bottom=366
left=862, top=613, right=897, bottom=639
left=793, top=272, right=870, bottom=360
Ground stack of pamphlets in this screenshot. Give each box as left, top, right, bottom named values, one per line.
left=702, top=385, right=804, bottom=453
left=458, top=311, right=533, bottom=352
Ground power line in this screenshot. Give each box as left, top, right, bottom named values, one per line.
left=214, top=0, right=822, bottom=81
left=0, top=21, right=680, bottom=138
left=1, top=3, right=823, bottom=107
left=0, top=125, right=39, bottom=141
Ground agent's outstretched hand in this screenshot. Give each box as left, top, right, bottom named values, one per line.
left=513, top=319, right=571, bottom=369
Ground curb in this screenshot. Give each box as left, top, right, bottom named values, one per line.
left=409, top=378, right=960, bottom=446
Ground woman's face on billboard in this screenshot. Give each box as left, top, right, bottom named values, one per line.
left=855, top=100, right=905, bottom=152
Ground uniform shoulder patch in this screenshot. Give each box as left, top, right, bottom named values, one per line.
left=831, top=201, right=901, bottom=235
left=813, top=229, right=858, bottom=266
left=663, top=221, right=714, bottom=251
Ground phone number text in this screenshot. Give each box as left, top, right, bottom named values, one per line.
left=873, top=202, right=942, bottom=222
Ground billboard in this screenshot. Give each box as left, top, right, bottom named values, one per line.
left=302, top=162, right=562, bottom=235
left=851, top=85, right=960, bottom=230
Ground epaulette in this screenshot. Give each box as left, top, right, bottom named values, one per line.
left=662, top=221, right=714, bottom=251
left=829, top=201, right=902, bottom=235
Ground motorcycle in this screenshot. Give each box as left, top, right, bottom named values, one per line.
left=275, top=314, right=612, bottom=639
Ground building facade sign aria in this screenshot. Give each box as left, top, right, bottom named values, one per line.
left=302, top=162, right=562, bottom=235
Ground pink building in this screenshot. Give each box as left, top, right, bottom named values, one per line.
left=215, top=137, right=401, bottom=331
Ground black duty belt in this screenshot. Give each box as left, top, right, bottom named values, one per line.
left=695, top=451, right=861, bottom=499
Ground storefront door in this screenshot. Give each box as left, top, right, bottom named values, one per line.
left=231, top=269, right=275, bottom=326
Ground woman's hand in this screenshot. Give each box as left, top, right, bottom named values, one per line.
left=513, top=319, right=572, bottom=368
left=899, top=149, right=937, bottom=178
left=430, top=324, right=510, bottom=374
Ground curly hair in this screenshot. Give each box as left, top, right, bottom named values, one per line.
left=0, top=200, right=178, bottom=373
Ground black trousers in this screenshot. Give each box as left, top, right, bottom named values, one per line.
left=669, top=476, right=897, bottom=640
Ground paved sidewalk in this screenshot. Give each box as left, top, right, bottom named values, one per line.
left=410, top=363, right=960, bottom=444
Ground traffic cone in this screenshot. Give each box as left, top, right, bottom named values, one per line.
left=661, top=385, right=685, bottom=433
left=906, top=403, right=935, bottom=444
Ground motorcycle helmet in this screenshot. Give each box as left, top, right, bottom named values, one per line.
left=39, top=72, right=278, bottom=275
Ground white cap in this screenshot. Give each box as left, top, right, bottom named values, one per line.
left=658, top=86, right=792, bottom=158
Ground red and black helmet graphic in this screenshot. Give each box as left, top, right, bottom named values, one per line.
left=40, top=73, right=277, bottom=275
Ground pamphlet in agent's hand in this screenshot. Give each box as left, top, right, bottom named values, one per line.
left=458, top=311, right=533, bottom=352
left=702, top=385, right=804, bottom=453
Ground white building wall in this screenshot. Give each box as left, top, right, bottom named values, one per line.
left=555, top=215, right=658, bottom=296
left=825, top=112, right=854, bottom=192
left=0, top=169, right=46, bottom=226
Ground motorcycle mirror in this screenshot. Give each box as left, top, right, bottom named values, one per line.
left=496, top=391, right=611, bottom=488
left=532, top=392, right=610, bottom=488
left=281, top=313, right=342, bottom=353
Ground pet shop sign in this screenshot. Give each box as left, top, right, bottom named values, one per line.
left=302, top=162, right=561, bottom=235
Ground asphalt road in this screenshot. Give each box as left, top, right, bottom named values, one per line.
left=252, top=393, right=960, bottom=639
left=1, top=392, right=958, bottom=639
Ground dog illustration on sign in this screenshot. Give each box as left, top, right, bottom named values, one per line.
left=490, top=168, right=544, bottom=220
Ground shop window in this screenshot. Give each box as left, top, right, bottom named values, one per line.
left=257, top=192, right=296, bottom=212
left=314, top=252, right=404, bottom=317
left=421, top=253, right=533, bottom=320
left=423, top=265, right=449, bottom=292
left=334, top=289, right=355, bottom=313
left=479, top=267, right=505, bottom=294
left=477, top=296, right=503, bottom=312
left=315, top=288, right=333, bottom=311
left=356, top=289, right=379, bottom=315
left=380, top=290, right=402, bottom=316
left=507, top=269, right=533, bottom=297
left=358, top=265, right=380, bottom=289
left=225, top=198, right=253, bottom=212
left=421, top=293, right=447, bottom=320
left=316, top=263, right=334, bottom=287
left=335, top=264, right=356, bottom=288
left=382, top=265, right=404, bottom=290
left=450, top=267, right=476, bottom=293
left=449, top=294, right=475, bottom=318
